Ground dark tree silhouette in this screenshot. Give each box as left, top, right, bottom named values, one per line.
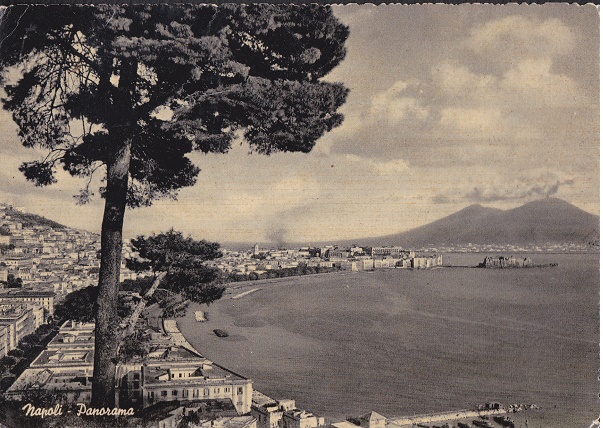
left=54, top=286, right=97, bottom=323
left=5, top=274, right=22, bottom=288
left=0, top=4, right=348, bottom=406
left=124, top=230, right=225, bottom=330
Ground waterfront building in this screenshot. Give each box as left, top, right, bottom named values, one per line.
left=331, top=412, right=391, bottom=428
left=137, top=358, right=253, bottom=414
left=252, top=390, right=322, bottom=428
left=371, top=247, right=415, bottom=258
left=251, top=391, right=297, bottom=428
left=195, top=415, right=257, bottom=428
left=410, top=255, right=443, bottom=269
left=352, top=412, right=388, bottom=428
left=282, top=409, right=325, bottom=428
left=114, top=323, right=253, bottom=413
left=139, top=400, right=256, bottom=428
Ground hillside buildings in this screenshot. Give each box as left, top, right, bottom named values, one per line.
left=0, top=203, right=145, bottom=301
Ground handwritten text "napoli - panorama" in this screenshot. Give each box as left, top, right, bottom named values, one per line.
left=22, top=403, right=135, bottom=418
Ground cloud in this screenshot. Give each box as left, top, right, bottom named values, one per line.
left=345, top=154, right=409, bottom=176
left=466, top=178, right=575, bottom=203
left=466, top=15, right=575, bottom=64
left=439, top=107, right=504, bottom=136
left=369, top=80, right=430, bottom=123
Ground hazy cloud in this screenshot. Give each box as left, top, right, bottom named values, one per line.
left=466, top=178, right=575, bottom=203
left=466, top=15, right=575, bottom=67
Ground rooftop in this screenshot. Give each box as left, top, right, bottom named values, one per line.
left=252, top=390, right=278, bottom=407
left=144, top=362, right=247, bottom=386
left=0, top=289, right=55, bottom=298
left=146, top=345, right=206, bottom=362
left=7, top=367, right=92, bottom=393
left=47, top=331, right=95, bottom=348
left=58, top=320, right=95, bottom=332
left=140, top=402, right=182, bottom=422
left=31, top=349, right=95, bottom=367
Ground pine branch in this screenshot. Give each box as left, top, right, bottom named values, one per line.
left=120, top=271, right=166, bottom=341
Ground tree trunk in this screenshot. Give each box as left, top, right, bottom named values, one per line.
left=91, top=58, right=138, bottom=408
left=91, top=142, right=131, bottom=408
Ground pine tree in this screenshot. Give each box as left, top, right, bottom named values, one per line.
left=0, top=4, right=348, bottom=407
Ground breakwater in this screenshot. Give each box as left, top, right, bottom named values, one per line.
left=391, top=404, right=537, bottom=427
left=478, top=255, right=557, bottom=268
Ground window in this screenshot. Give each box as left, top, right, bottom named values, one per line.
left=172, top=390, right=178, bottom=396
left=161, top=391, right=167, bottom=397
left=183, top=390, right=188, bottom=397
left=179, top=373, right=182, bottom=378
left=238, top=387, right=243, bottom=394
left=133, top=373, right=140, bottom=380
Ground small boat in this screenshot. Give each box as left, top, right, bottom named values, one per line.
left=195, top=311, right=207, bottom=322
left=493, top=415, right=515, bottom=427
left=213, top=329, right=229, bottom=338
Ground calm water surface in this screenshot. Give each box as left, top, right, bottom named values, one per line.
left=177, top=253, right=599, bottom=427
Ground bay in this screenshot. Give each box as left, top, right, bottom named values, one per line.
left=177, top=253, right=599, bottom=427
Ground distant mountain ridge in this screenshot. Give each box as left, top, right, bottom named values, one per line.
left=356, top=198, right=599, bottom=247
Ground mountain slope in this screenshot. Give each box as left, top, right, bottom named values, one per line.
left=357, top=198, right=599, bottom=247
left=3, top=206, right=67, bottom=229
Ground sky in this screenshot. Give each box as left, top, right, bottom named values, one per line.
left=0, top=4, right=599, bottom=245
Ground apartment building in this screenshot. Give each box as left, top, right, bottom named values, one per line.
left=0, top=289, right=56, bottom=316
left=0, top=305, right=36, bottom=350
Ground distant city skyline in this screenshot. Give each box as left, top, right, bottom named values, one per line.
left=0, top=4, right=599, bottom=243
